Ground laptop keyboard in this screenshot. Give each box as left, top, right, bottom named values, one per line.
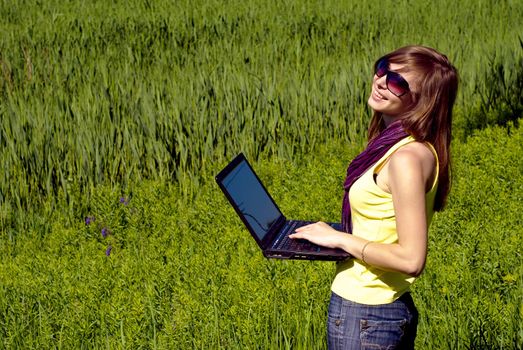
left=273, top=221, right=321, bottom=252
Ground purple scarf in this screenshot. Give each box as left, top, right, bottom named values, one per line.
left=341, top=120, right=409, bottom=233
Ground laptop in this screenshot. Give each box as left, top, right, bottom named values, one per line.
left=215, top=153, right=351, bottom=261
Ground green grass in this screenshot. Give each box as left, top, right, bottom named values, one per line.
left=1, top=0, right=522, bottom=348
left=0, top=121, right=522, bottom=349
left=1, top=0, right=522, bottom=210
left=415, top=122, right=523, bottom=349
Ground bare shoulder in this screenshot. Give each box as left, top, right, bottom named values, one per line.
left=391, top=141, right=436, bottom=167
left=389, top=141, right=436, bottom=187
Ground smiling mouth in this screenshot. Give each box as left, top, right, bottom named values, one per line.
left=372, top=89, right=386, bottom=101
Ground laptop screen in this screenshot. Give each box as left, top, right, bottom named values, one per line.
left=220, top=159, right=282, bottom=241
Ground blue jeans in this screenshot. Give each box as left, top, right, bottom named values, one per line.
left=327, top=292, right=418, bottom=350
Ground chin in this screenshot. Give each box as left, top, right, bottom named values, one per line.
left=368, top=97, right=389, bottom=114
left=368, top=98, right=405, bottom=117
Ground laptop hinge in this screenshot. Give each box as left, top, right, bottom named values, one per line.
left=261, top=215, right=287, bottom=250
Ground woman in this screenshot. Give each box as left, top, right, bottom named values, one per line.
left=290, top=45, right=459, bottom=349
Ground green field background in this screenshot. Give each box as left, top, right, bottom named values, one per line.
left=1, top=0, right=522, bottom=348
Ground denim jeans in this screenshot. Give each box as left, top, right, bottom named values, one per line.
left=327, top=292, right=418, bottom=350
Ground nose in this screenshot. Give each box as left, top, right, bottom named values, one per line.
left=375, top=74, right=387, bottom=90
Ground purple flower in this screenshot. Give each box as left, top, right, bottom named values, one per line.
left=101, top=227, right=108, bottom=238
left=85, top=216, right=94, bottom=225
left=119, top=197, right=129, bottom=205
left=105, top=245, right=112, bottom=256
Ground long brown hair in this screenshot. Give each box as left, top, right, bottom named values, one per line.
left=367, top=45, right=459, bottom=211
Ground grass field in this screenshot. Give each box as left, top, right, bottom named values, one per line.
left=0, top=122, right=521, bottom=349
left=1, top=0, right=522, bottom=209
left=1, top=0, right=522, bottom=348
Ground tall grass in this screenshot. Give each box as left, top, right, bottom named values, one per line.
left=0, top=1, right=522, bottom=348
left=1, top=0, right=522, bottom=212
left=0, top=121, right=521, bottom=349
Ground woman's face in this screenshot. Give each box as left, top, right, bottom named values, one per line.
left=367, top=62, right=417, bottom=119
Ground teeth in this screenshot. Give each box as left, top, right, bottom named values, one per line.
left=373, top=89, right=384, bottom=100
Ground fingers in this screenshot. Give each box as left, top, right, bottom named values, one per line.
left=288, top=232, right=300, bottom=239
left=291, top=222, right=324, bottom=239
left=289, top=228, right=310, bottom=239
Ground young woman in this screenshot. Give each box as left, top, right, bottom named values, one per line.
left=290, top=45, right=459, bottom=349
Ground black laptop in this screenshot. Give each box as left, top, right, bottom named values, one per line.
left=215, top=153, right=351, bottom=261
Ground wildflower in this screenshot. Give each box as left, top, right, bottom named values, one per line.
left=85, top=216, right=94, bottom=225
left=105, top=245, right=112, bottom=256
left=119, top=197, right=129, bottom=205
left=101, top=227, right=108, bottom=238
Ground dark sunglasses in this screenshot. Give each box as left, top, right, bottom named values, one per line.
left=374, top=58, right=410, bottom=97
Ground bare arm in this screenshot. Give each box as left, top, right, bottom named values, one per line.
left=290, top=143, right=435, bottom=277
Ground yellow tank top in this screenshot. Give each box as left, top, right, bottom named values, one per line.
left=331, top=136, right=439, bottom=305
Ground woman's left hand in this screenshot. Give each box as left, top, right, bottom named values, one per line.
left=289, top=221, right=345, bottom=249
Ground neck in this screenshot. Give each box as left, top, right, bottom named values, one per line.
left=382, top=114, right=409, bottom=128
left=382, top=114, right=395, bottom=127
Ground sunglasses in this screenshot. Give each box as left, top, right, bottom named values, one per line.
left=374, top=58, right=410, bottom=97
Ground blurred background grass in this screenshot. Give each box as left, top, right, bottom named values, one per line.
left=1, top=0, right=522, bottom=211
